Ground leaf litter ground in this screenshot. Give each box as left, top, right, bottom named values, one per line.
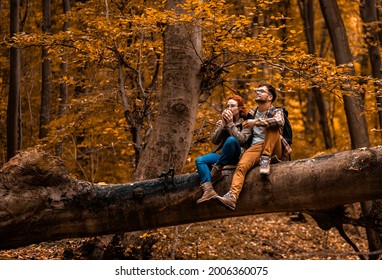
left=0, top=212, right=369, bottom=260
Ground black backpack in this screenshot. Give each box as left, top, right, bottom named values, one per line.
left=249, top=106, right=293, bottom=146
left=269, top=106, right=293, bottom=146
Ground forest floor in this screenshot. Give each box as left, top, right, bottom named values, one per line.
left=0, top=210, right=372, bottom=260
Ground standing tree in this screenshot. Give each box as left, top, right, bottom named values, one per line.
left=298, top=0, right=332, bottom=149
left=359, top=0, right=382, bottom=130
left=7, top=0, right=21, bottom=161
left=58, top=0, right=70, bottom=117
left=319, top=0, right=370, bottom=149
left=39, top=0, right=52, bottom=139
left=55, top=0, right=71, bottom=157
left=135, top=0, right=202, bottom=180
left=359, top=0, right=382, bottom=259
left=319, top=0, right=382, bottom=259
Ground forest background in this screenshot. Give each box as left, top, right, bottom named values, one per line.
left=1, top=0, right=382, bottom=259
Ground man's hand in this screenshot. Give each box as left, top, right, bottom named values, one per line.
left=243, top=119, right=260, bottom=128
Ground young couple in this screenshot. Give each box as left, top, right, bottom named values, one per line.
left=195, top=83, right=291, bottom=210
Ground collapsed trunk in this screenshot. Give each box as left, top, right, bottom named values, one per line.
left=1, top=147, right=382, bottom=250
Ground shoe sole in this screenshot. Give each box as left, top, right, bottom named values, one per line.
left=217, top=197, right=236, bottom=211
left=197, top=195, right=218, bottom=204
left=260, top=168, right=270, bottom=176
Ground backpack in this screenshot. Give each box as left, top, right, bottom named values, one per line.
left=269, top=106, right=293, bottom=146
left=249, top=106, right=293, bottom=146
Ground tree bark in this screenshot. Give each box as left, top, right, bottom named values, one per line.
left=7, top=0, right=21, bottom=161
left=359, top=0, right=382, bottom=258
left=359, top=0, right=382, bottom=134
left=320, top=0, right=382, bottom=258
left=134, top=0, right=202, bottom=180
left=319, top=0, right=370, bottom=149
left=39, top=0, right=52, bottom=139
left=1, top=147, right=382, bottom=250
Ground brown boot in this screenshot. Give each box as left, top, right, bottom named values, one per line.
left=210, top=164, right=224, bottom=182
left=197, top=182, right=218, bottom=204
left=217, top=191, right=237, bottom=210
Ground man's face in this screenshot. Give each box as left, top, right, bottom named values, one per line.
left=255, top=86, right=272, bottom=104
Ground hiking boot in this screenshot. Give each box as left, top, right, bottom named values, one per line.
left=210, top=164, right=223, bottom=182
left=259, top=155, right=271, bottom=175
left=217, top=191, right=237, bottom=211
left=197, top=182, right=218, bottom=204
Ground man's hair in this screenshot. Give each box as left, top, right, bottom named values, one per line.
left=258, top=82, right=277, bottom=103
left=227, top=94, right=248, bottom=118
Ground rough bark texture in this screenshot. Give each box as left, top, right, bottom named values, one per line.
left=134, top=0, right=202, bottom=180
left=7, top=0, right=21, bottom=160
left=1, top=147, right=382, bottom=250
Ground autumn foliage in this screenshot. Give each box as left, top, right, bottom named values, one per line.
left=1, top=0, right=382, bottom=259
left=1, top=0, right=380, bottom=182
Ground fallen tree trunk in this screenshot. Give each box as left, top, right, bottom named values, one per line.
left=1, top=146, right=382, bottom=250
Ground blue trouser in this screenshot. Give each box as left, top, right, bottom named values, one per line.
left=195, top=136, right=242, bottom=183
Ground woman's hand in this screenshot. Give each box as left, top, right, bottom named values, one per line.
left=216, top=119, right=224, bottom=127
left=222, top=109, right=233, bottom=124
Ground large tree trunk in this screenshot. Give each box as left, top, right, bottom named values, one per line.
left=1, top=147, right=382, bottom=250
left=134, top=0, right=202, bottom=180
left=319, top=0, right=370, bottom=149
left=7, top=0, right=21, bottom=161
left=359, top=0, right=382, bottom=258
left=319, top=0, right=382, bottom=258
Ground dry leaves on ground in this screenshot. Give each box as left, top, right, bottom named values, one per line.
left=0, top=212, right=370, bottom=260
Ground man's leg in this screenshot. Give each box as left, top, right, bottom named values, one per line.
left=260, top=128, right=282, bottom=175
left=262, top=127, right=282, bottom=158
left=217, top=143, right=263, bottom=210
left=231, top=143, right=263, bottom=197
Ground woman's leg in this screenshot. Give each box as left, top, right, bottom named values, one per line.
left=216, top=136, right=241, bottom=166
left=195, top=152, right=220, bottom=184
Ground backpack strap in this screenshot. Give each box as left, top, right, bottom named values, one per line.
left=247, top=106, right=258, bottom=119
left=267, top=105, right=278, bottom=117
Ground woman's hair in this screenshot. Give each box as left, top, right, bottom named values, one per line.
left=227, top=94, right=247, bottom=118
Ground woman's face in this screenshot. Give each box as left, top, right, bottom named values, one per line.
left=226, top=99, right=240, bottom=117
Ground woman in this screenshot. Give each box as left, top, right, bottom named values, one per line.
left=195, top=95, right=252, bottom=203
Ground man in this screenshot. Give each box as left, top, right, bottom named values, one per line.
left=217, top=83, right=291, bottom=210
